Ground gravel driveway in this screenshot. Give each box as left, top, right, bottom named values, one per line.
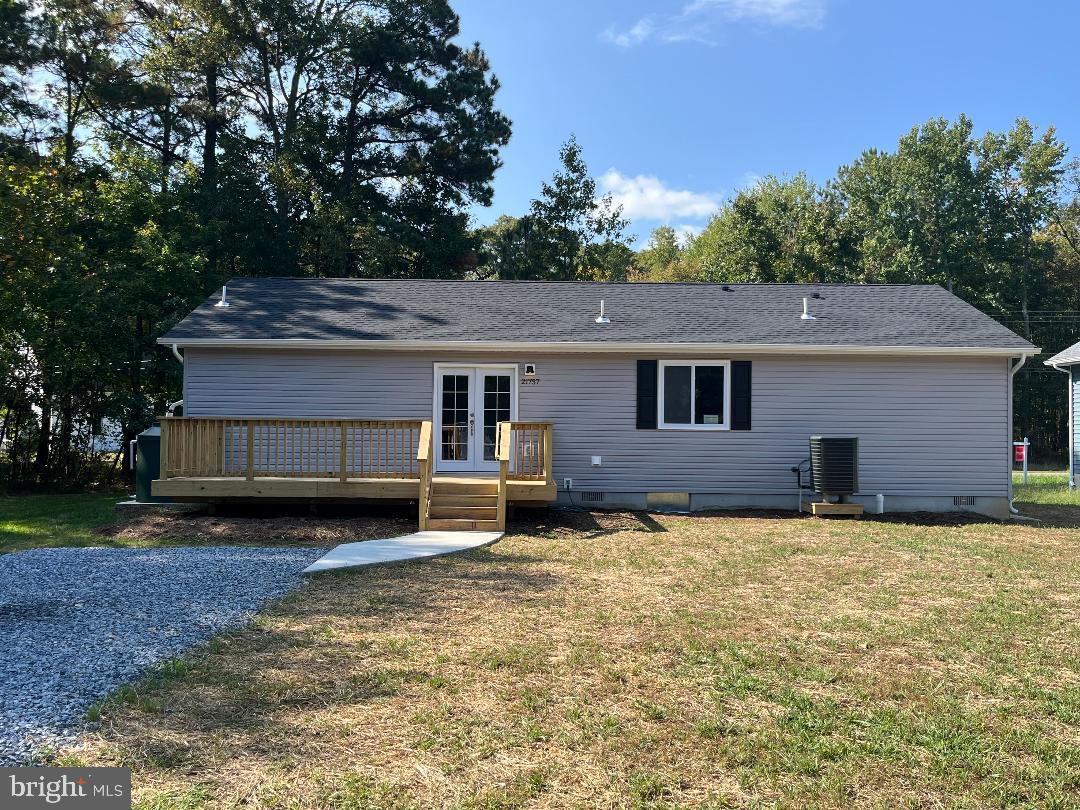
left=0, top=545, right=325, bottom=764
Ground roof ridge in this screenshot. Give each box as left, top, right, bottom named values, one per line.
left=225, top=276, right=943, bottom=289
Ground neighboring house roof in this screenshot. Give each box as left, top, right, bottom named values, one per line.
left=160, top=278, right=1038, bottom=356
left=1045, top=339, right=1080, bottom=367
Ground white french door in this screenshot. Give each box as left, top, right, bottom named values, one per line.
left=433, top=365, right=516, bottom=473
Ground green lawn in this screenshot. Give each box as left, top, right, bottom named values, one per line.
left=1012, top=471, right=1080, bottom=527
left=0, top=473, right=1072, bottom=557
left=1013, top=470, right=1080, bottom=506
left=0, top=493, right=122, bottom=553
left=65, top=507, right=1080, bottom=809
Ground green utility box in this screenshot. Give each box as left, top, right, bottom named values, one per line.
left=135, top=425, right=170, bottom=503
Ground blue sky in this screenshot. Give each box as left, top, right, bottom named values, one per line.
left=454, top=0, right=1080, bottom=244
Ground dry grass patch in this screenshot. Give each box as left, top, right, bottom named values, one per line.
left=69, top=509, right=1080, bottom=808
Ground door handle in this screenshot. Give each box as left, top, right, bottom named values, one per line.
left=468, top=414, right=475, bottom=436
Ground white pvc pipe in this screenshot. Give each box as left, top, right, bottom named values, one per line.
left=167, top=345, right=184, bottom=417
left=1008, top=355, right=1031, bottom=515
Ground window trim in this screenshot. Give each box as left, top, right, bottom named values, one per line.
left=657, top=359, right=732, bottom=431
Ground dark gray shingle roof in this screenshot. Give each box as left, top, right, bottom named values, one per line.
left=161, top=278, right=1036, bottom=353
left=1045, top=339, right=1080, bottom=366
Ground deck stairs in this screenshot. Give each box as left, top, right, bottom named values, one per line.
left=426, top=477, right=502, bottom=531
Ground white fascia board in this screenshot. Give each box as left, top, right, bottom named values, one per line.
left=159, top=337, right=1039, bottom=357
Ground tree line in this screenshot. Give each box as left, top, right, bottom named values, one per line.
left=1, top=0, right=1077, bottom=488
left=0, top=0, right=511, bottom=486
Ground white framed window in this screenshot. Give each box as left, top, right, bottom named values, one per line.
left=658, top=360, right=731, bottom=430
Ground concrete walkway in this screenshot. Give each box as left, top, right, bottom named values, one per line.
left=303, top=530, right=502, bottom=573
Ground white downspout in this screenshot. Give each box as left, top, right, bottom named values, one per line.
left=168, top=343, right=184, bottom=416
left=1008, top=355, right=1029, bottom=514
left=1049, top=361, right=1074, bottom=489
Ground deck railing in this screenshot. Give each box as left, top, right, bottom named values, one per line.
left=159, top=417, right=425, bottom=481
left=498, top=421, right=553, bottom=482
left=160, top=417, right=553, bottom=487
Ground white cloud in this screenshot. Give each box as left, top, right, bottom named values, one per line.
left=601, top=18, right=654, bottom=48
left=739, top=171, right=764, bottom=189
left=673, top=223, right=705, bottom=244
left=684, top=0, right=825, bottom=28
left=603, top=0, right=825, bottom=47
left=597, top=170, right=721, bottom=222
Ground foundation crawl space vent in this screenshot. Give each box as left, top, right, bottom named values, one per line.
left=579, top=491, right=605, bottom=503
left=952, top=495, right=976, bottom=506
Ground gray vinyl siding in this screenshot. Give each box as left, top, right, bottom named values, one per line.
left=1073, top=367, right=1080, bottom=481
left=182, top=349, right=1010, bottom=497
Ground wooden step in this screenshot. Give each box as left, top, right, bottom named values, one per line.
left=432, top=479, right=499, bottom=496
left=429, top=494, right=498, bottom=508
left=427, top=518, right=501, bottom=531
left=429, top=505, right=498, bottom=520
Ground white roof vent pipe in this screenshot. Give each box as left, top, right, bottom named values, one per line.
left=800, top=296, right=816, bottom=321
left=214, top=285, right=230, bottom=308
left=595, top=299, right=610, bottom=324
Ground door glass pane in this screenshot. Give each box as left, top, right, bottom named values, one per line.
left=441, top=374, right=469, bottom=461
left=695, top=365, right=725, bottom=424
left=482, top=373, right=512, bottom=461
left=663, top=365, right=692, bottom=424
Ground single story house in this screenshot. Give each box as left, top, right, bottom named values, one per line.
left=153, top=278, right=1037, bottom=524
left=1045, top=339, right=1080, bottom=489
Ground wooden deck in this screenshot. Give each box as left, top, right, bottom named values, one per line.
left=151, top=417, right=556, bottom=529
left=152, top=475, right=556, bottom=503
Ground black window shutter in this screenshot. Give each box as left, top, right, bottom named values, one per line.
left=731, top=361, right=752, bottom=430
left=636, top=360, right=658, bottom=429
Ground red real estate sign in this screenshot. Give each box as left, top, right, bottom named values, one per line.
left=1014, top=444, right=1027, bottom=463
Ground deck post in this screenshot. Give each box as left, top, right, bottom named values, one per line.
left=246, top=420, right=255, bottom=481
left=339, top=422, right=348, bottom=482
left=543, top=423, right=552, bottom=484
left=417, top=420, right=432, bottom=530
left=496, top=422, right=511, bottom=531
left=159, top=417, right=170, bottom=479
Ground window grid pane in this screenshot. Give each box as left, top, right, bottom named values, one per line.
left=694, top=365, right=725, bottom=425
left=441, top=374, right=470, bottom=461
left=482, top=373, right=512, bottom=461
left=663, top=365, right=692, bottom=424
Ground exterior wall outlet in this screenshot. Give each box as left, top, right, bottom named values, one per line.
left=591, top=455, right=602, bottom=466
left=563, top=477, right=572, bottom=491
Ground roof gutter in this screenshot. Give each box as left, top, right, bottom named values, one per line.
left=1044, top=356, right=1080, bottom=367
left=157, top=338, right=1040, bottom=358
